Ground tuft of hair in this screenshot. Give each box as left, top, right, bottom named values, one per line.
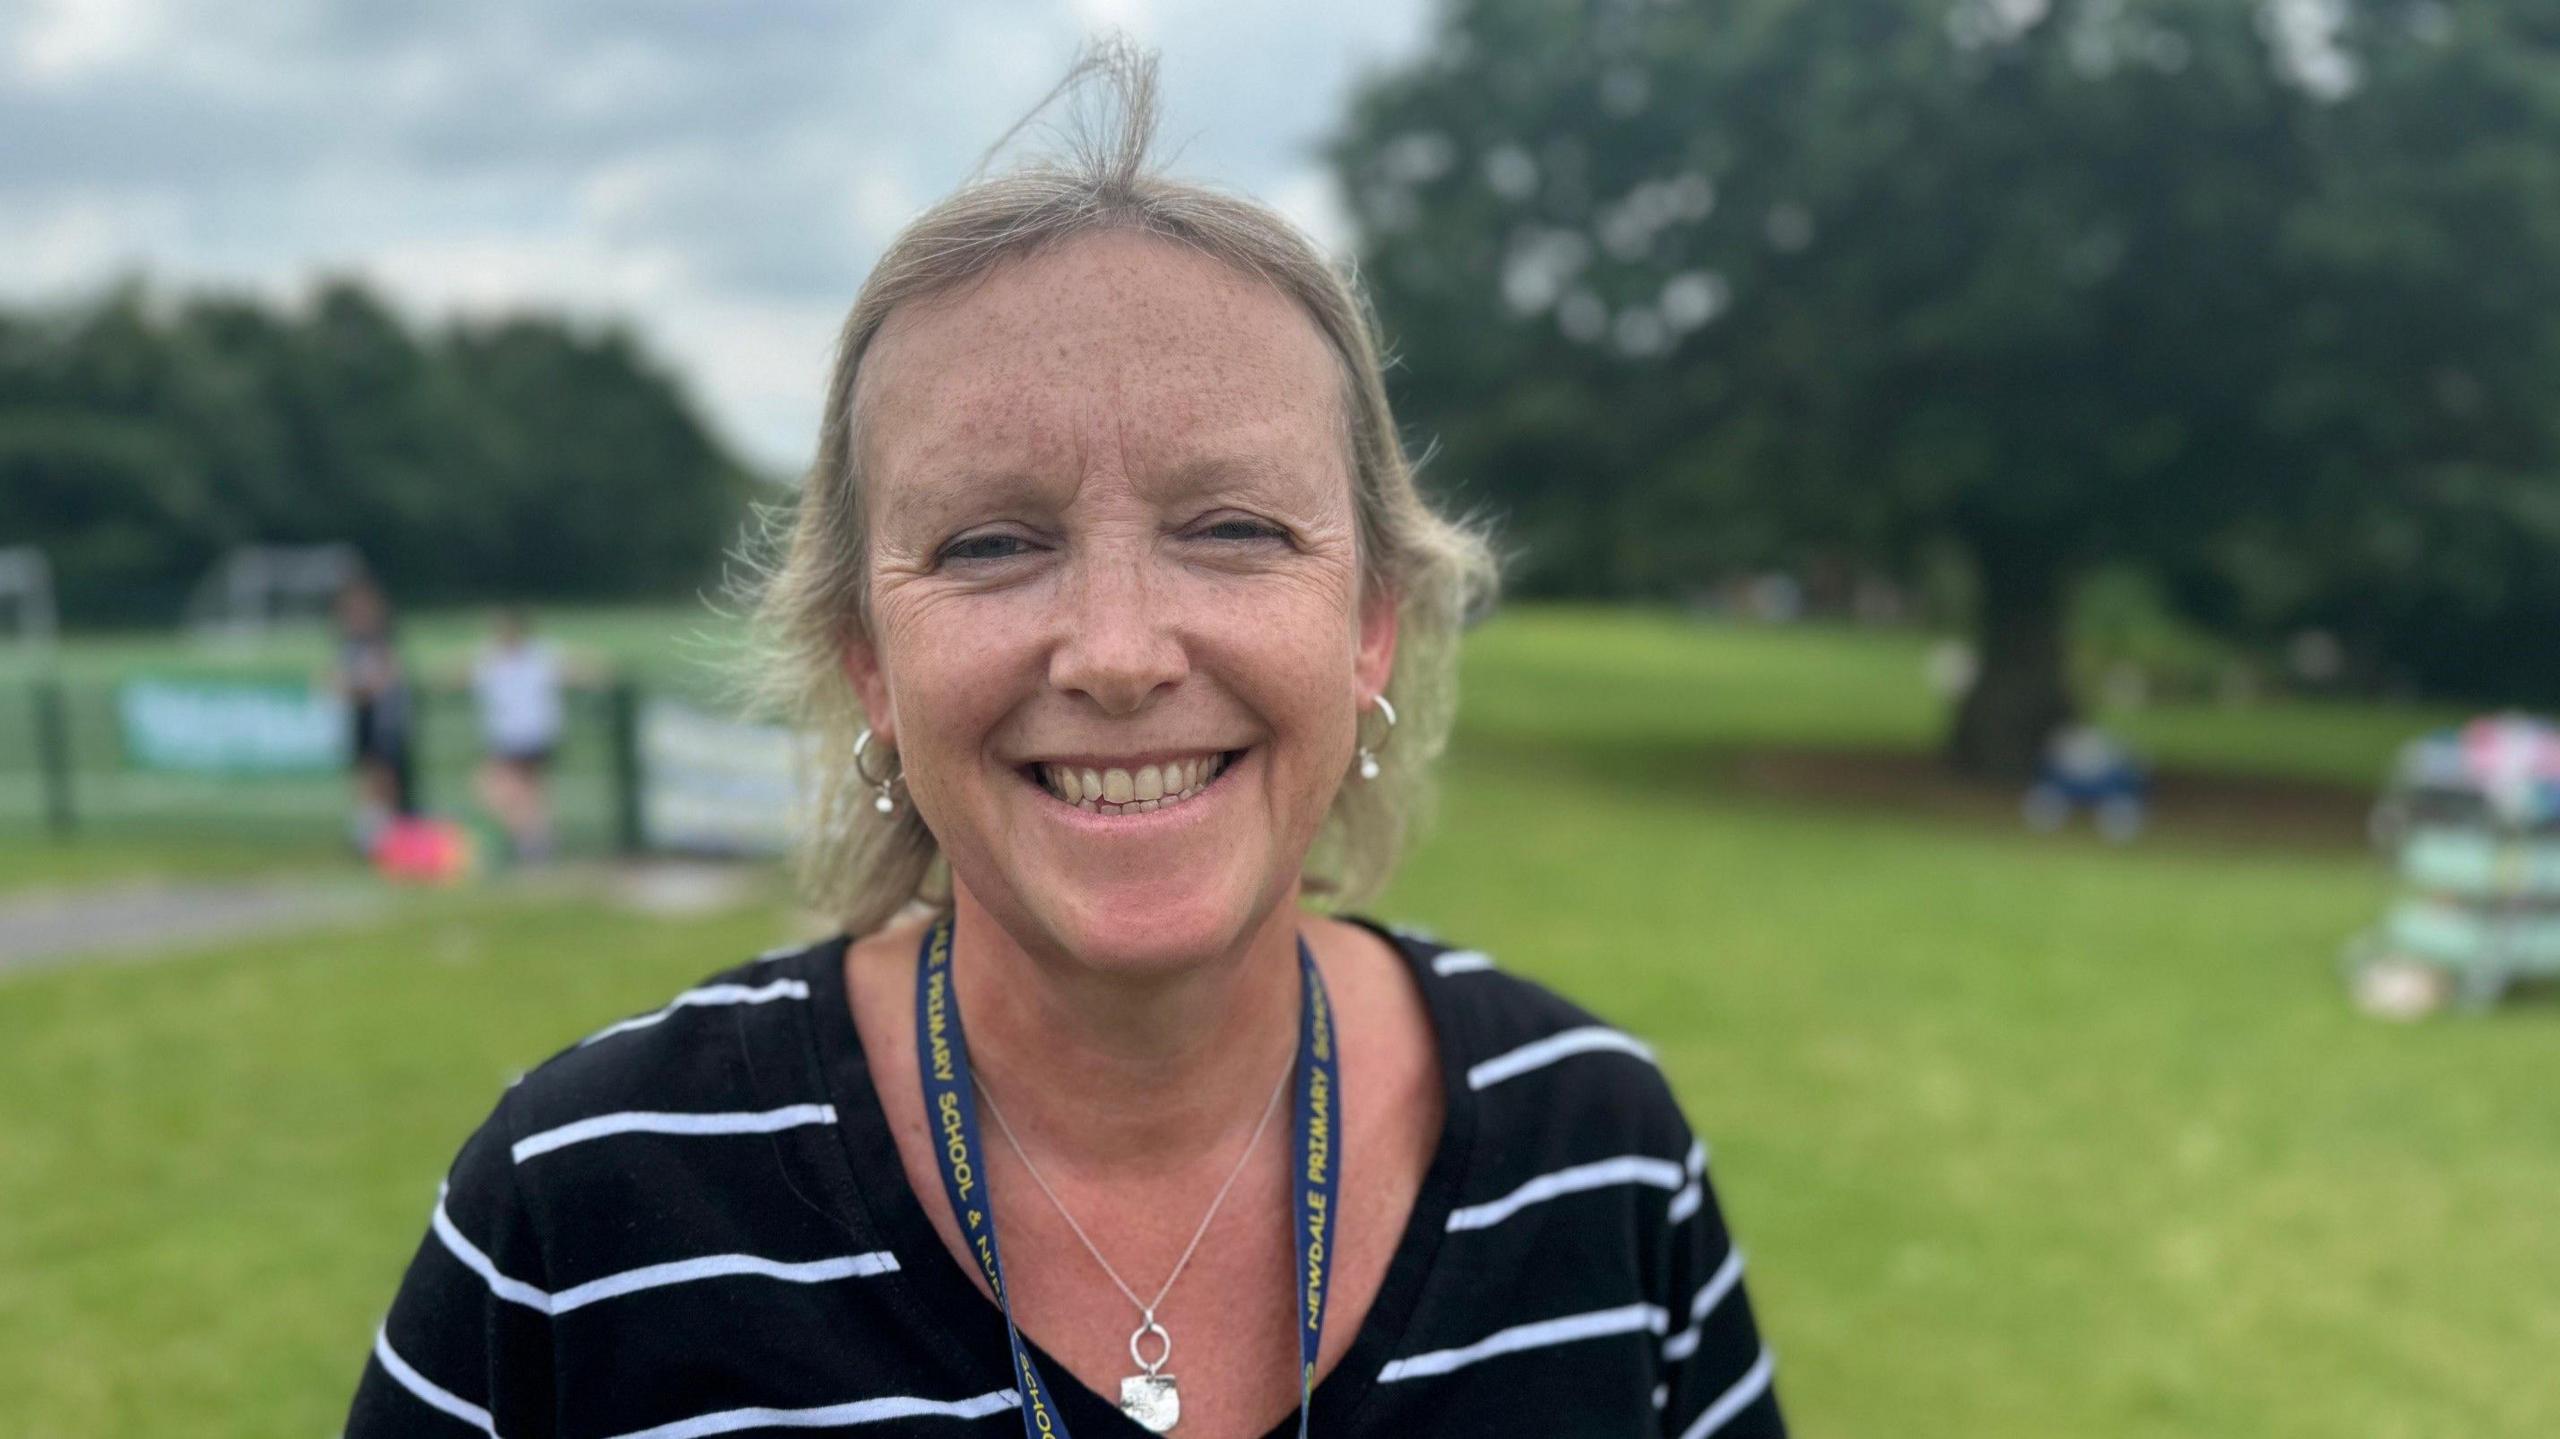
left=734, top=38, right=1499, bottom=936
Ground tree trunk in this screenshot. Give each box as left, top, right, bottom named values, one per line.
left=1948, top=538, right=2076, bottom=781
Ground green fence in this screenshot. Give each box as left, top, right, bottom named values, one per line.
left=0, top=675, right=654, bottom=856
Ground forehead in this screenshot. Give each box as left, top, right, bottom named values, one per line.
left=855, top=230, right=1346, bottom=488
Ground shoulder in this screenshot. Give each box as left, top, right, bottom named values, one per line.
left=421, top=933, right=862, bottom=1314
left=1356, top=919, right=1695, bottom=1157
left=495, top=935, right=846, bottom=1158
left=354, top=935, right=885, bottom=1436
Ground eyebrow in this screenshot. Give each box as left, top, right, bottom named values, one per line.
left=1156, top=449, right=1322, bottom=500
left=886, top=446, right=1329, bottom=536
left=875, top=465, right=1057, bottom=538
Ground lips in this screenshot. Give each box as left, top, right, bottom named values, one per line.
left=1028, top=750, right=1239, bottom=815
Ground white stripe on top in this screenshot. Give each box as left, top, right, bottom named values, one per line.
left=1431, top=949, right=1496, bottom=976
left=1445, top=1154, right=1686, bottom=1232
left=580, top=979, right=811, bottom=1047
left=605, top=1388, right=1021, bottom=1439
left=1377, top=1301, right=1668, bottom=1383
left=1680, top=1348, right=1776, bottom=1439
left=555, top=1252, right=898, bottom=1315
left=1661, top=1247, right=1747, bottom=1362
left=431, top=1189, right=550, bottom=1311
left=374, top=1326, right=498, bottom=1437
left=510, top=1104, right=837, bottom=1164
left=431, top=1187, right=898, bottom=1315
left=1668, top=1137, right=1713, bottom=1224
left=1466, top=1026, right=1655, bottom=1091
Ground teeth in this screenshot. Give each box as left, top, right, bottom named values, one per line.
left=1037, top=753, right=1231, bottom=814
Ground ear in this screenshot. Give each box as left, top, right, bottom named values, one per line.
left=838, top=623, right=896, bottom=749
left=1354, top=579, right=1400, bottom=704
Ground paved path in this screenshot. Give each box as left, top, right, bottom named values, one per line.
left=0, top=878, right=385, bottom=977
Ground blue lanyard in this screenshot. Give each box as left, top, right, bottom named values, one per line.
left=914, top=913, right=1341, bottom=1438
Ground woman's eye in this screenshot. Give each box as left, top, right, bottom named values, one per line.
left=1195, top=518, right=1288, bottom=543
left=940, top=533, right=1032, bottom=564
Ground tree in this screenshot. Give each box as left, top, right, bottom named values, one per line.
left=1335, top=0, right=2560, bottom=774
left=0, top=279, right=759, bottom=623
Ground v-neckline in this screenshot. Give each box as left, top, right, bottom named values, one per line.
left=796, top=917, right=1479, bottom=1439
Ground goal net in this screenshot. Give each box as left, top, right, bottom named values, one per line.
left=0, top=547, right=57, bottom=666
left=183, top=544, right=366, bottom=642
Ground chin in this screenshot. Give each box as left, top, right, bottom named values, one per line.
left=1019, top=858, right=1285, bottom=975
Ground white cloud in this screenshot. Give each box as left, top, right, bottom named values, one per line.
left=1267, top=169, right=1354, bottom=260
left=349, top=234, right=686, bottom=318
left=16, top=0, right=167, bottom=83
left=0, top=0, right=1437, bottom=469
left=0, top=191, right=187, bottom=289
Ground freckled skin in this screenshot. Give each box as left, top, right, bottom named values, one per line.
left=842, top=230, right=1397, bottom=976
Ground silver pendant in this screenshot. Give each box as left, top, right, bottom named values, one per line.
left=1119, top=1372, right=1180, bottom=1432
left=1121, top=1315, right=1179, bottom=1431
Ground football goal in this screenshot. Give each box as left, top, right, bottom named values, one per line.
left=183, top=543, right=366, bottom=642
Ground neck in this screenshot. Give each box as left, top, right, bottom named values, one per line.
left=945, top=881, right=1304, bottom=1174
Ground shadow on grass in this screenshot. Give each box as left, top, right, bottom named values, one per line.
left=1452, top=730, right=2374, bottom=854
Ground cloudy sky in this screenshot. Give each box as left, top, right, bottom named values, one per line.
left=2, top=0, right=1437, bottom=470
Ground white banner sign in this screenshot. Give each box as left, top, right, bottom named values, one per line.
left=639, top=698, right=809, bottom=855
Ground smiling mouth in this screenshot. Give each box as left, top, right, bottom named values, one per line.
left=1026, top=750, right=1242, bottom=816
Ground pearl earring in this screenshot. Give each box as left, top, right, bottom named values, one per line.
left=853, top=727, right=902, bottom=815
left=1357, top=694, right=1397, bottom=782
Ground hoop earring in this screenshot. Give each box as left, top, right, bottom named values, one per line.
left=1356, top=693, right=1397, bottom=782
left=853, top=727, right=903, bottom=815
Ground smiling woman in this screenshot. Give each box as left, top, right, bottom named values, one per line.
left=345, top=41, right=1784, bottom=1439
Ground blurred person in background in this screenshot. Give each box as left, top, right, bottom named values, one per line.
left=347, top=44, right=1782, bottom=1439
left=332, top=574, right=415, bottom=853
left=470, top=606, right=565, bottom=864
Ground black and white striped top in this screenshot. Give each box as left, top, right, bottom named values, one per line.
left=346, top=921, right=1785, bottom=1438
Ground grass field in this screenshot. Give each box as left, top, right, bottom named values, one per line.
left=2, top=606, right=2547, bottom=1437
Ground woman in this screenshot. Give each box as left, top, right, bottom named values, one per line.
left=347, top=50, right=1783, bottom=1439
left=333, top=574, right=416, bottom=852
left=469, top=607, right=566, bottom=864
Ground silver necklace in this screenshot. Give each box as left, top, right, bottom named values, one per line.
left=975, top=1055, right=1293, bottom=1434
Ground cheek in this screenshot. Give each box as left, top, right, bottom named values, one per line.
left=872, top=599, right=1022, bottom=772
left=1193, top=577, right=1363, bottom=758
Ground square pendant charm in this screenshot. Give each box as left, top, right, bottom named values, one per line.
left=1119, top=1373, right=1181, bottom=1433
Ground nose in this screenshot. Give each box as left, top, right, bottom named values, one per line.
left=1047, top=544, right=1187, bottom=715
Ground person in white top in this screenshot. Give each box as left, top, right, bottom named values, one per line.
left=471, top=607, right=565, bottom=863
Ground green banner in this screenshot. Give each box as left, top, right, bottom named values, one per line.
left=117, top=676, right=347, bottom=775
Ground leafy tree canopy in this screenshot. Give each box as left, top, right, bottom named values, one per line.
left=1336, top=0, right=2560, bottom=772
left=0, top=278, right=759, bottom=626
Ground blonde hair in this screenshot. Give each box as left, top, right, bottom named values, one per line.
left=744, top=41, right=1498, bottom=935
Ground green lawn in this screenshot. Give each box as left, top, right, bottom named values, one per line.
left=0, top=834, right=348, bottom=894
left=0, top=604, right=749, bottom=694
left=1456, top=605, right=2464, bottom=789
left=1, top=607, right=2547, bottom=1437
